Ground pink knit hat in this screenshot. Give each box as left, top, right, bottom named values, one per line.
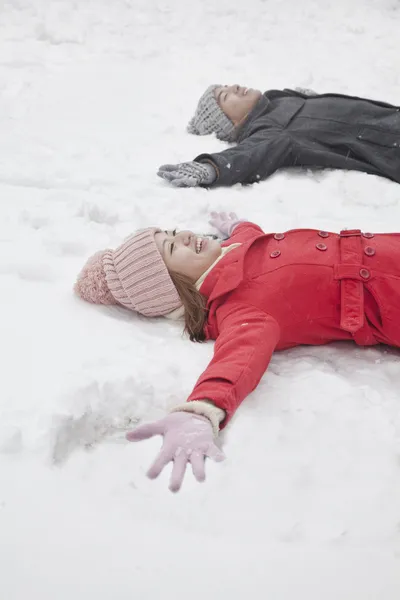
left=74, top=228, right=182, bottom=317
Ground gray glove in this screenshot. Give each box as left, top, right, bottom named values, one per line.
left=157, top=161, right=217, bottom=188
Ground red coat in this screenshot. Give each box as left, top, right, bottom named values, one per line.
left=186, top=223, right=400, bottom=426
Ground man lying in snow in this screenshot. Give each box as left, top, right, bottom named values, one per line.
left=157, top=84, right=400, bottom=187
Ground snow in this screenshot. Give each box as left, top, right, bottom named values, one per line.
left=1, top=0, right=400, bottom=597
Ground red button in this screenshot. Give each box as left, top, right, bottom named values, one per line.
left=274, top=233, right=285, bottom=240
left=362, top=232, right=374, bottom=239
left=316, top=243, right=327, bottom=251
left=364, top=246, right=376, bottom=256
left=318, top=231, right=329, bottom=238
left=360, top=268, right=370, bottom=279
left=270, top=250, right=281, bottom=258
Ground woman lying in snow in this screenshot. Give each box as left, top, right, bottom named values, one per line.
left=157, top=84, right=400, bottom=187
left=75, top=212, right=400, bottom=492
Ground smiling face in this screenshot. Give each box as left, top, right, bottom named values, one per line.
left=214, top=84, right=262, bottom=126
left=154, top=230, right=222, bottom=282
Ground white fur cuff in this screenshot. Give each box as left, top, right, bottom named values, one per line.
left=170, top=400, right=225, bottom=437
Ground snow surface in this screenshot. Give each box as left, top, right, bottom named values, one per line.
left=1, top=0, right=400, bottom=598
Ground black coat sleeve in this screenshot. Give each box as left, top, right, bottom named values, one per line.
left=194, top=130, right=293, bottom=187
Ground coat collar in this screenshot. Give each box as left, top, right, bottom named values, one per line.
left=200, top=231, right=264, bottom=304
left=201, top=251, right=244, bottom=303
left=236, top=94, right=270, bottom=141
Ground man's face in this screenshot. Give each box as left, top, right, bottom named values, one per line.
left=214, top=85, right=262, bottom=125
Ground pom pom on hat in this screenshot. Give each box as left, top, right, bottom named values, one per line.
left=74, top=251, right=117, bottom=305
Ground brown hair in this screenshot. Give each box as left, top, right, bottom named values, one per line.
left=168, top=270, right=208, bottom=342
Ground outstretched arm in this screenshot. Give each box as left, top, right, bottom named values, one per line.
left=185, top=303, right=280, bottom=425
left=127, top=304, right=279, bottom=490
left=194, top=129, right=292, bottom=186
left=157, top=129, right=292, bottom=188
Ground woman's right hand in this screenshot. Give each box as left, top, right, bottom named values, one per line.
left=209, top=211, right=246, bottom=238
left=126, top=412, right=225, bottom=492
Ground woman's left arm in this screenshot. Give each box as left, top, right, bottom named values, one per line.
left=185, top=303, right=280, bottom=427
left=169, top=302, right=279, bottom=429
left=126, top=304, right=279, bottom=491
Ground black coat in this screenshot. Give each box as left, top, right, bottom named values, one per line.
left=195, top=89, right=400, bottom=185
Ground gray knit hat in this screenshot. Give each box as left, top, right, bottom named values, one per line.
left=187, top=85, right=236, bottom=142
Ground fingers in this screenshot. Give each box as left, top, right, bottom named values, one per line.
left=157, top=166, right=183, bottom=184
left=158, top=164, right=178, bottom=173
left=206, top=442, right=225, bottom=463
left=147, top=446, right=172, bottom=480
left=158, top=169, right=179, bottom=182
left=190, top=451, right=206, bottom=482
left=209, top=211, right=237, bottom=220
left=209, top=214, right=219, bottom=227
left=169, top=448, right=189, bottom=492
left=210, top=211, right=237, bottom=218
left=209, top=212, right=225, bottom=228
left=171, top=177, right=197, bottom=188
left=147, top=447, right=206, bottom=491
left=126, top=421, right=163, bottom=442
left=143, top=444, right=223, bottom=491
left=158, top=170, right=197, bottom=188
